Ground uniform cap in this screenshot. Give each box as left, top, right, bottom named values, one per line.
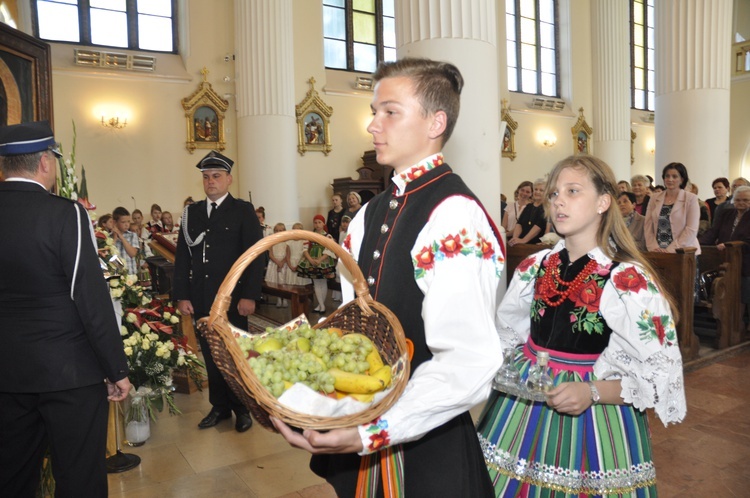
left=196, top=150, right=233, bottom=172
left=0, top=121, right=62, bottom=157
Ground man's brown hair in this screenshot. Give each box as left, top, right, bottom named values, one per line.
left=373, top=57, right=463, bottom=146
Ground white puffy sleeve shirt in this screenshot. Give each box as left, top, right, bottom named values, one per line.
left=341, top=196, right=505, bottom=453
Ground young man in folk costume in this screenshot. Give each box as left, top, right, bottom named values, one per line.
left=173, top=150, right=264, bottom=433
left=273, top=58, right=505, bottom=496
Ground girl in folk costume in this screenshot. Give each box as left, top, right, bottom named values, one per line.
left=295, top=215, right=336, bottom=313
left=283, top=222, right=310, bottom=287
left=265, top=223, right=291, bottom=307
left=477, top=155, right=686, bottom=497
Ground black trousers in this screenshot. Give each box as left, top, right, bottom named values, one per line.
left=196, top=311, right=248, bottom=415
left=0, top=383, right=109, bottom=498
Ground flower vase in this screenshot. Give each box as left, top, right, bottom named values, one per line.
left=124, top=392, right=151, bottom=446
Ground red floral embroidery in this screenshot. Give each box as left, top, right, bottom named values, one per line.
left=368, top=430, right=390, bottom=451
left=517, top=257, right=536, bottom=274
left=653, top=315, right=666, bottom=345
left=415, top=246, right=436, bottom=270
left=440, top=234, right=463, bottom=257
left=613, top=266, right=647, bottom=293
left=570, top=280, right=603, bottom=313
left=478, top=235, right=495, bottom=259
left=406, top=166, right=428, bottom=181
left=343, top=234, right=352, bottom=252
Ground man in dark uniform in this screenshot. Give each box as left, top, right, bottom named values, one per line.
left=173, top=150, right=264, bottom=432
left=0, top=121, right=131, bottom=497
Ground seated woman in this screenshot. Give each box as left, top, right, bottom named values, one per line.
left=508, top=179, right=546, bottom=246
left=699, top=186, right=750, bottom=313
left=644, top=162, right=700, bottom=255
left=617, top=191, right=646, bottom=251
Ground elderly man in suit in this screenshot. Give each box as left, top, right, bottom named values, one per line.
left=173, top=151, right=264, bottom=433
left=0, top=121, right=131, bottom=497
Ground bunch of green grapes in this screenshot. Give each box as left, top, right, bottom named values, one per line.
left=248, top=350, right=334, bottom=397
left=240, top=327, right=379, bottom=397
left=327, top=334, right=373, bottom=374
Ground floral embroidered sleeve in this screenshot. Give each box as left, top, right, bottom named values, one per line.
left=354, top=196, right=504, bottom=454
left=495, top=249, right=551, bottom=349
left=595, top=263, right=687, bottom=426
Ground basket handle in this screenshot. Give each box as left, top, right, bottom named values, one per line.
left=209, top=230, right=373, bottom=326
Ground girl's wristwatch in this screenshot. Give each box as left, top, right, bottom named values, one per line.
left=587, top=381, right=600, bottom=405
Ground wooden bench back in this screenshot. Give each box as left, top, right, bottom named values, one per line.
left=697, top=242, right=744, bottom=348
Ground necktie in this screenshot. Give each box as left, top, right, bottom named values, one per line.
left=209, top=202, right=217, bottom=219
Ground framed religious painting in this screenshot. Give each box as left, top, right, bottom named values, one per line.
left=181, top=67, right=228, bottom=153
left=571, top=107, right=593, bottom=155
left=296, top=77, right=333, bottom=156
left=500, top=99, right=517, bottom=160
left=0, top=22, right=53, bottom=127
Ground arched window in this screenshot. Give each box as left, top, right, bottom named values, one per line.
left=323, top=0, right=396, bottom=73
left=506, top=0, right=560, bottom=97
left=33, top=0, right=177, bottom=54
left=631, top=0, right=655, bottom=110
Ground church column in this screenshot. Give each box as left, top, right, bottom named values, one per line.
left=655, top=0, right=732, bottom=192
left=396, top=0, right=502, bottom=223
left=233, top=0, right=298, bottom=222
left=591, top=0, right=631, bottom=180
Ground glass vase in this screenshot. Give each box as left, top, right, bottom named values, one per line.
left=526, top=351, right=554, bottom=394
left=123, top=393, right=151, bottom=447
left=492, top=347, right=521, bottom=391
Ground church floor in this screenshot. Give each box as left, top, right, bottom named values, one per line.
left=107, top=296, right=750, bottom=497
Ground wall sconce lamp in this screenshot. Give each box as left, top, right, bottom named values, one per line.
left=540, top=133, right=557, bottom=148
left=101, top=115, right=127, bottom=129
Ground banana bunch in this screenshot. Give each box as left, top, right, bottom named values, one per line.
left=330, top=336, right=392, bottom=402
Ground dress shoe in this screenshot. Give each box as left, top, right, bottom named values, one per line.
left=198, top=410, right=231, bottom=429
left=235, top=413, right=253, bottom=432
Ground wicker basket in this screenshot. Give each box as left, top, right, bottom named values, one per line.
left=200, top=230, right=410, bottom=431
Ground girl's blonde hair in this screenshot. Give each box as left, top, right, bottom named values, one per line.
left=273, top=222, right=286, bottom=232
left=292, top=222, right=304, bottom=230
left=544, top=154, right=679, bottom=322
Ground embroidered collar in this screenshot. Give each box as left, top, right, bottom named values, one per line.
left=392, top=153, right=444, bottom=195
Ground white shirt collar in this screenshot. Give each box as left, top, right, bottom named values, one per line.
left=5, top=177, right=47, bottom=190
left=206, top=192, right=229, bottom=215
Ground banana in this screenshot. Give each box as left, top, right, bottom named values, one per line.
left=366, top=349, right=385, bottom=372
left=370, top=365, right=392, bottom=388
left=328, top=368, right=385, bottom=394
left=347, top=392, right=375, bottom=403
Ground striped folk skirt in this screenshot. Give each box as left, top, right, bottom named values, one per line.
left=476, top=341, right=657, bottom=497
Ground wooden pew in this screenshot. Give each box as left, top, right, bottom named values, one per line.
left=696, top=242, right=744, bottom=348
left=262, top=282, right=315, bottom=319
left=505, top=244, right=700, bottom=361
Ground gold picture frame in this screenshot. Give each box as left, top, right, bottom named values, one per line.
left=501, top=99, right=518, bottom=161
left=296, top=77, right=333, bottom=156
left=571, top=107, right=593, bottom=155
left=181, top=67, right=228, bottom=154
